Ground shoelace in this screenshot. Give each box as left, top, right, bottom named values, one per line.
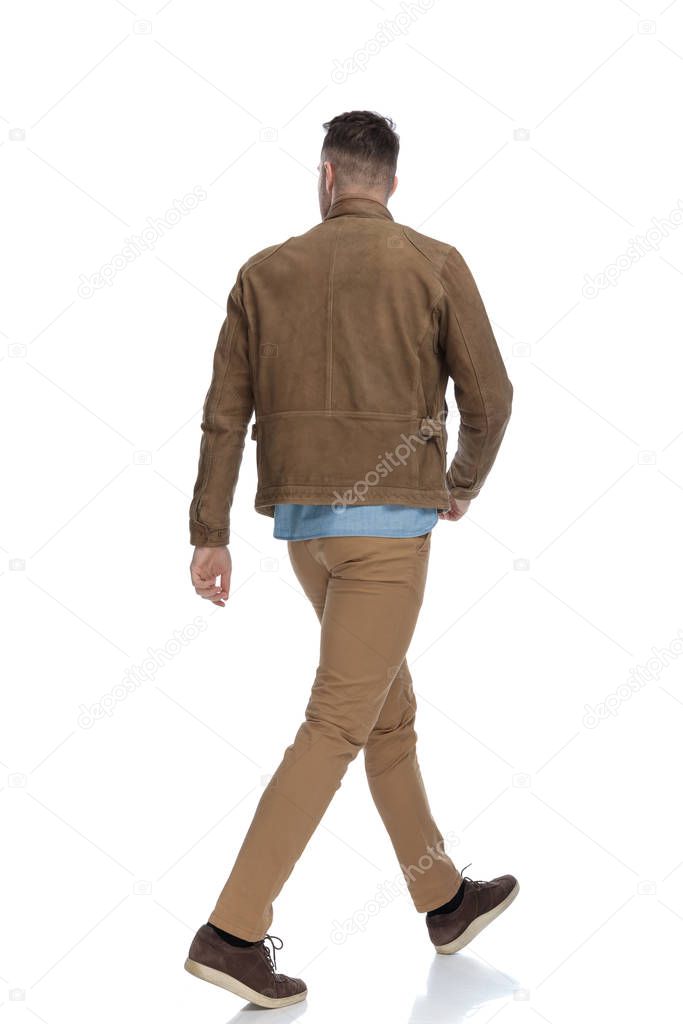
left=459, top=862, right=486, bottom=888
left=261, top=934, right=284, bottom=973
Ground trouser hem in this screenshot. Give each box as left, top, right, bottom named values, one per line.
left=207, top=910, right=268, bottom=943
left=413, top=879, right=463, bottom=914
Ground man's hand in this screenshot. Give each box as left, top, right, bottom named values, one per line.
left=438, top=496, right=471, bottom=522
left=190, top=545, right=231, bottom=607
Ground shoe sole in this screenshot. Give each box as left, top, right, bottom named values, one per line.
left=434, top=880, right=520, bottom=955
left=184, top=957, right=307, bottom=1008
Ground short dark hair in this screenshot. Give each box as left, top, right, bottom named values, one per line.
left=321, top=110, right=399, bottom=192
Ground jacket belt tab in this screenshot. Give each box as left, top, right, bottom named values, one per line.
left=418, top=417, right=442, bottom=439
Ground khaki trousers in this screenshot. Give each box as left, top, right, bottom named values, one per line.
left=208, top=532, right=461, bottom=941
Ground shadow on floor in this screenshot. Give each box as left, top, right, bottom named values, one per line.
left=221, top=950, right=519, bottom=1022
left=408, top=952, right=520, bottom=1022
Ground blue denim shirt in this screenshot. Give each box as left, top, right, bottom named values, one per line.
left=273, top=504, right=438, bottom=541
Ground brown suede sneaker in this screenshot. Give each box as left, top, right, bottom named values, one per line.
left=426, top=871, right=519, bottom=954
left=184, top=924, right=307, bottom=1008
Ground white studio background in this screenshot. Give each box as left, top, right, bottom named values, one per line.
left=2, top=1, right=683, bottom=1022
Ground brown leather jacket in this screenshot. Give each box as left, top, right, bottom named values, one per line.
left=189, top=195, right=513, bottom=546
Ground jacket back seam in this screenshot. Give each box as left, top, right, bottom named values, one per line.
left=326, top=223, right=341, bottom=410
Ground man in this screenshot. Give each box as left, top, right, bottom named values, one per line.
left=185, top=111, right=516, bottom=1009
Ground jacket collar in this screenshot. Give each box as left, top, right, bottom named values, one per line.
left=324, top=194, right=394, bottom=222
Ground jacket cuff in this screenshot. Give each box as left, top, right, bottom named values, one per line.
left=445, top=470, right=480, bottom=501
left=448, top=487, right=480, bottom=501
left=189, top=521, right=229, bottom=547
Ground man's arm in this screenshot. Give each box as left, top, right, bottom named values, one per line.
left=189, top=269, right=254, bottom=547
left=437, top=247, right=513, bottom=502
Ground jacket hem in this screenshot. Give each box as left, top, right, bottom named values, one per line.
left=255, top=484, right=451, bottom=520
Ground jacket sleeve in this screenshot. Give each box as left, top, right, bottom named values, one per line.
left=189, top=270, right=254, bottom=546
left=437, top=247, right=513, bottom=501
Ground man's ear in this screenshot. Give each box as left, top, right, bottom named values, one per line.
left=389, top=175, right=398, bottom=198
left=325, top=161, right=335, bottom=194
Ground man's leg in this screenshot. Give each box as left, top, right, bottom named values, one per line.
left=207, top=533, right=435, bottom=941
left=280, top=532, right=461, bottom=912
left=364, top=657, right=462, bottom=911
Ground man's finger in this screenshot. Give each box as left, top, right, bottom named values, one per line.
left=193, top=575, right=217, bottom=588
left=195, top=581, right=220, bottom=594
left=191, top=568, right=216, bottom=584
